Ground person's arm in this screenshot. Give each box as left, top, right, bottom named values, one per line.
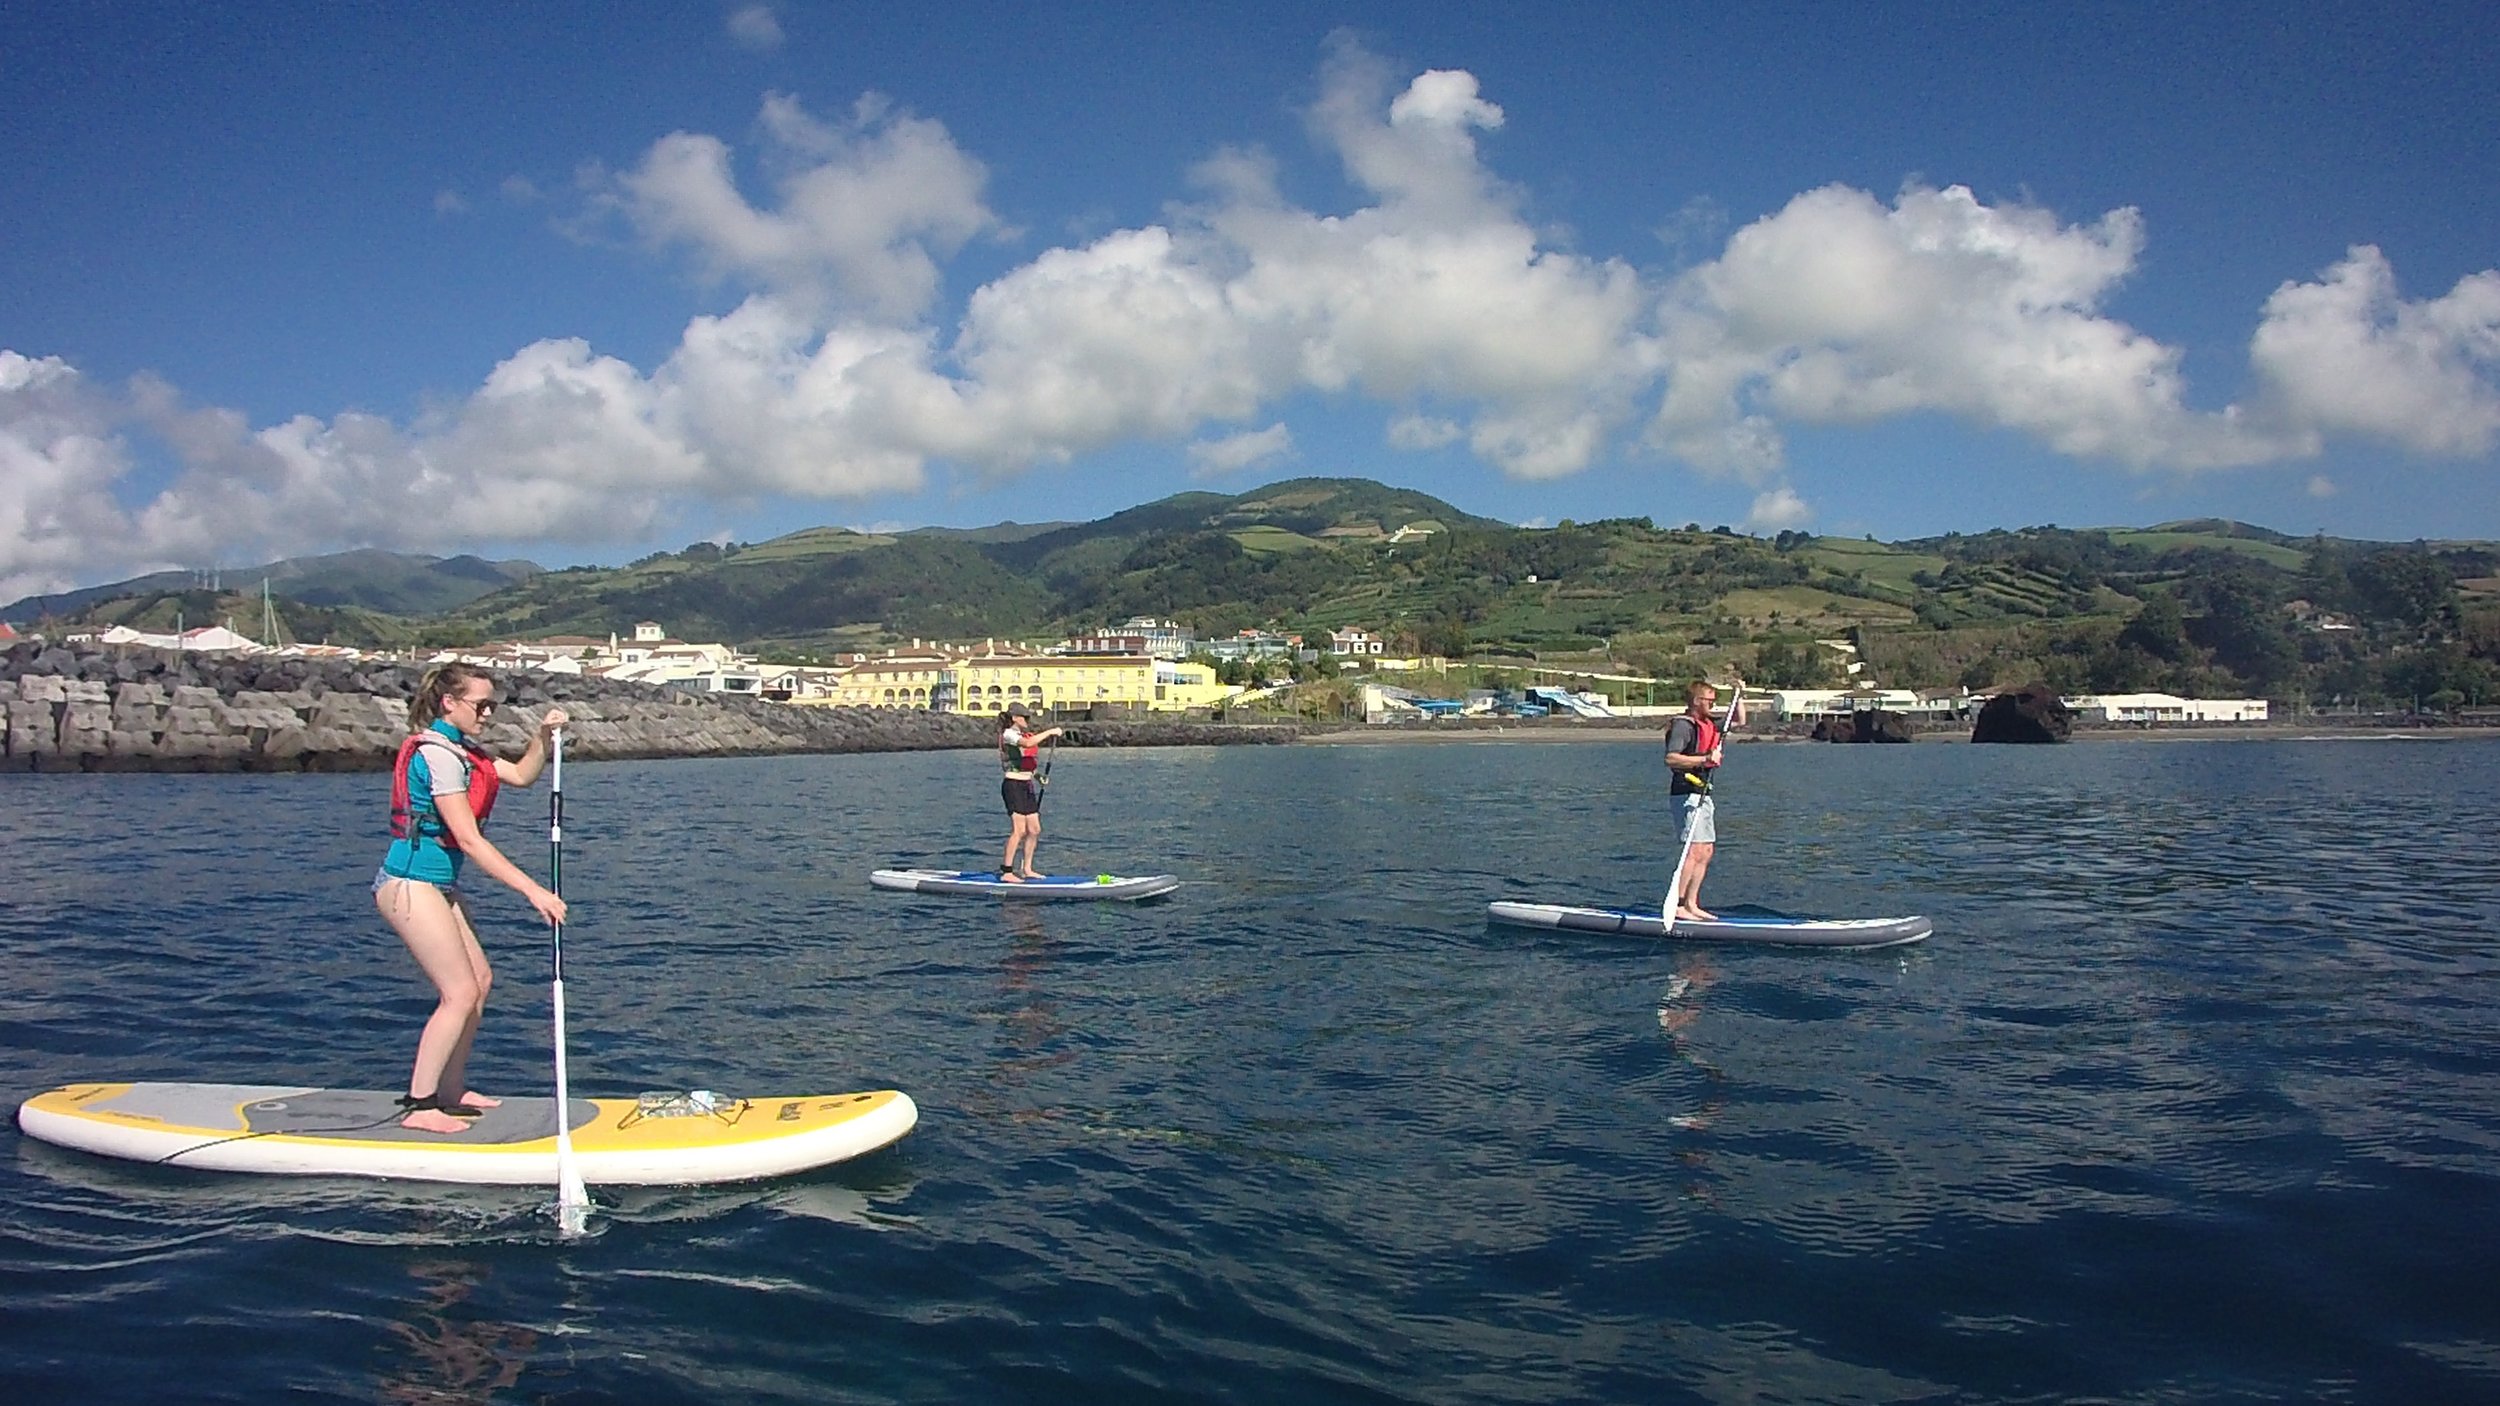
left=1664, top=719, right=1707, bottom=769
left=434, top=790, right=567, bottom=925
left=493, top=707, right=570, bottom=787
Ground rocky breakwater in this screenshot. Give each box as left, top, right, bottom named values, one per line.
left=0, top=643, right=1302, bottom=773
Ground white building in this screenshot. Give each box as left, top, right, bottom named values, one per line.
left=1762, top=687, right=1971, bottom=721
left=1326, top=628, right=1385, bottom=656
left=2069, top=693, right=2270, bottom=724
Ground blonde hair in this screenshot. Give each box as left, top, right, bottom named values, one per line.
left=1687, top=680, right=1719, bottom=704
left=409, top=663, right=493, bottom=731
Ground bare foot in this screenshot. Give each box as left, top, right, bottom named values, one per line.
left=460, top=1092, right=501, bottom=1109
left=1019, top=869, right=1044, bottom=879
left=1684, top=906, right=1717, bottom=921
left=999, top=872, right=1025, bottom=884
left=401, top=1108, right=470, bottom=1134
left=1675, top=907, right=1712, bottom=922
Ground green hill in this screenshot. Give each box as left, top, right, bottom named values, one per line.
left=19, top=477, right=2496, bottom=706
left=4, top=547, right=540, bottom=621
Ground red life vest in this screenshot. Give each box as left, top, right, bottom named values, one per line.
left=390, top=730, right=500, bottom=849
left=1000, top=727, right=1041, bottom=775
left=1668, top=712, right=1723, bottom=795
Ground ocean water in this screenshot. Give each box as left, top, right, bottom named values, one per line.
left=3, top=735, right=2496, bottom=1404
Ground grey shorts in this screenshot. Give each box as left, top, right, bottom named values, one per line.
left=1676, top=793, right=1716, bottom=846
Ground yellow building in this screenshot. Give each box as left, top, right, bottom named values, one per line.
left=1152, top=659, right=1237, bottom=712
left=946, top=654, right=1156, bottom=714
left=824, top=650, right=1238, bottom=714
left=831, top=652, right=952, bottom=708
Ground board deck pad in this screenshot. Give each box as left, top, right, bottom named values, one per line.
left=18, top=1082, right=917, bottom=1186
left=90, top=1083, right=598, bottom=1143
left=870, top=868, right=1180, bottom=901
left=1487, top=901, right=1931, bottom=949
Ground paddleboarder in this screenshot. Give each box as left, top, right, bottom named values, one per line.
left=1664, top=675, right=1744, bottom=922
left=375, top=664, right=568, bottom=1133
left=998, top=703, right=1066, bottom=882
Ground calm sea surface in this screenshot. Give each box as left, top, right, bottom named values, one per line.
left=3, top=736, right=2497, bottom=1404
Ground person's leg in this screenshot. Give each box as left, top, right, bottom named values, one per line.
left=1681, top=842, right=1717, bottom=920
left=1019, top=809, right=1044, bottom=877
left=376, top=879, right=484, bottom=1133
left=438, top=895, right=499, bottom=1109
left=1675, top=796, right=1718, bottom=919
left=1001, top=780, right=1025, bottom=879
left=1010, top=813, right=1039, bottom=876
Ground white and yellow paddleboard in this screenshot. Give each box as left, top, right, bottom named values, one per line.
left=17, top=1082, right=916, bottom=1187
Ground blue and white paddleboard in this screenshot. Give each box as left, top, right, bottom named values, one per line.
left=1488, top=900, right=1930, bottom=949
left=871, top=868, right=1180, bottom=901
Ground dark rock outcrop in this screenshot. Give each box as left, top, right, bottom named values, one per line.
left=1971, top=684, right=2073, bottom=743
left=1811, top=709, right=1916, bottom=743
left=0, top=642, right=1301, bottom=772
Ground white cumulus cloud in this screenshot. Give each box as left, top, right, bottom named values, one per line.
left=1387, top=413, right=1462, bottom=450
left=609, top=92, right=999, bottom=321
left=1187, top=424, right=1295, bottom=478
left=726, top=3, right=783, bottom=51
left=1744, top=486, right=1812, bottom=532
left=2248, top=246, right=2500, bottom=456
left=1651, top=183, right=2310, bottom=476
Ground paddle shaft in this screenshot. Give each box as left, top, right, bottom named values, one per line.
left=547, top=727, right=588, bottom=1231
left=548, top=732, right=564, bottom=977
left=1664, top=683, right=1743, bottom=932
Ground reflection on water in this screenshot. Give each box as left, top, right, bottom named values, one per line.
left=3, top=738, right=2498, bottom=1403
left=379, top=1260, right=539, bottom=1406
left=1657, top=955, right=1727, bottom=1209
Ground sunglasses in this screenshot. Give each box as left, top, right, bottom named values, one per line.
left=455, top=695, right=497, bottom=718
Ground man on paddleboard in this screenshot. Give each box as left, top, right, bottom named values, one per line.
left=998, top=703, right=1065, bottom=883
left=375, top=664, right=568, bottom=1133
left=1664, top=675, right=1744, bottom=922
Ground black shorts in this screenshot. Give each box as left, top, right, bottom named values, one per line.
left=1002, top=777, right=1041, bottom=816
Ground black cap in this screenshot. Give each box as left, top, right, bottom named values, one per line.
left=1007, top=703, right=1031, bottom=718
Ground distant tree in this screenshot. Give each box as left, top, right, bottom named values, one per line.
left=2300, top=533, right=2351, bottom=613
left=1751, top=639, right=1831, bottom=688
left=2180, top=553, right=2296, bottom=692
left=2350, top=549, right=2457, bottom=634
left=2116, top=593, right=2193, bottom=662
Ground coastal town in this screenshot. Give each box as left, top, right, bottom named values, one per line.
left=28, top=612, right=2269, bottom=732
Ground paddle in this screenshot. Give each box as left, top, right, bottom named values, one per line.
left=1663, top=681, right=1743, bottom=933
left=547, top=727, right=590, bottom=1234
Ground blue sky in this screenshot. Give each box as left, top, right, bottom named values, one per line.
left=4, top=2, right=2496, bottom=598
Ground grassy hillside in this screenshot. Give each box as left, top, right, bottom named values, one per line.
left=5, top=548, right=540, bottom=621
left=21, top=478, right=2496, bottom=706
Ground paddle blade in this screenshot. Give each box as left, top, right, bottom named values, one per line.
left=555, top=1157, right=590, bottom=1236
left=550, top=975, right=592, bottom=1236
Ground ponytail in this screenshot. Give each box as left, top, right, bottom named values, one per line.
left=410, top=663, right=491, bottom=731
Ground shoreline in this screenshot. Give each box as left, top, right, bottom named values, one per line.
left=1293, top=719, right=2500, bottom=745
left=0, top=642, right=1299, bottom=773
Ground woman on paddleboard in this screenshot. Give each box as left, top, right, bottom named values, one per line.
left=997, top=703, right=1065, bottom=883
left=375, top=664, right=568, bottom=1133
